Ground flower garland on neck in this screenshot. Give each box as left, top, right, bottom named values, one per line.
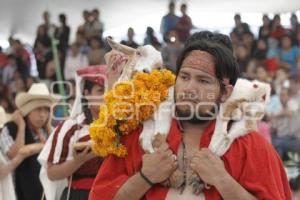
left=89, top=69, right=175, bottom=157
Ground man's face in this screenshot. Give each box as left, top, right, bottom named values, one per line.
left=85, top=84, right=105, bottom=114
left=175, top=50, right=221, bottom=122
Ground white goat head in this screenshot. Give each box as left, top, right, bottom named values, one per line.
left=107, top=37, right=163, bottom=81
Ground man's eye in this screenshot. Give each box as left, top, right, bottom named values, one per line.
left=198, top=79, right=209, bottom=84
left=180, top=75, right=188, bottom=80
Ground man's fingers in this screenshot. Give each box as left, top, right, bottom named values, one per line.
left=156, top=142, right=169, bottom=152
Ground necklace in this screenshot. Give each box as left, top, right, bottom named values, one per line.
left=180, top=131, right=205, bottom=195
left=179, top=133, right=187, bottom=194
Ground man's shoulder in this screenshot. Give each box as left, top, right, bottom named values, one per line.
left=229, top=131, right=277, bottom=157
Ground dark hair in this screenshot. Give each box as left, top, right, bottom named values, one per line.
left=82, top=80, right=96, bottom=124
left=176, top=34, right=239, bottom=86
left=59, top=13, right=66, bottom=24
left=184, top=31, right=233, bottom=52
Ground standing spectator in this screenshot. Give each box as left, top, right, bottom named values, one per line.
left=64, top=43, right=88, bottom=81
left=88, top=37, right=106, bottom=65
left=160, top=1, right=179, bottom=42
left=161, top=29, right=183, bottom=73
left=77, top=10, right=89, bottom=36
left=55, top=13, right=70, bottom=55
left=144, top=27, right=161, bottom=49
left=34, top=25, right=51, bottom=51
left=34, top=39, right=52, bottom=79
left=37, top=11, right=56, bottom=37
left=176, top=3, right=193, bottom=43
left=83, top=9, right=104, bottom=42
left=12, top=40, right=31, bottom=76
left=231, top=13, right=251, bottom=41
left=75, top=32, right=90, bottom=55
left=91, top=9, right=104, bottom=39
left=121, top=27, right=139, bottom=48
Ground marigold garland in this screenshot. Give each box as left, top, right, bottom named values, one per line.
left=89, top=69, right=175, bottom=157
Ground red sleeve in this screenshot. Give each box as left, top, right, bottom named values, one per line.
left=234, top=133, right=292, bottom=199
left=89, top=155, right=129, bottom=200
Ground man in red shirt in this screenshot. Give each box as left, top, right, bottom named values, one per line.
left=89, top=31, right=292, bottom=200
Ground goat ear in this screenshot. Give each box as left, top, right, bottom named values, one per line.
left=106, top=37, right=135, bottom=55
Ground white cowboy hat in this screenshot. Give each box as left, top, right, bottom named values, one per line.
left=0, top=106, right=11, bottom=128
left=15, top=83, right=57, bottom=116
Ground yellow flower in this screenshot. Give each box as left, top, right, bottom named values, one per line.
left=89, top=69, right=175, bottom=157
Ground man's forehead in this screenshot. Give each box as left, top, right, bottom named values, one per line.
left=181, top=50, right=215, bottom=76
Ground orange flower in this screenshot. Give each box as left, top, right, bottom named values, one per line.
left=89, top=69, right=175, bottom=157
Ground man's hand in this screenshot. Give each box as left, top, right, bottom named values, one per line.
left=141, top=142, right=177, bottom=184
left=11, top=110, right=25, bottom=129
left=190, top=148, right=228, bottom=186
left=73, top=146, right=96, bottom=165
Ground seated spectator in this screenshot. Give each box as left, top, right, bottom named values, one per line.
left=277, top=33, right=300, bottom=74
left=0, top=83, right=55, bottom=200
left=289, top=73, right=300, bottom=104
left=270, top=14, right=286, bottom=41
left=273, top=68, right=289, bottom=95
left=258, top=14, right=271, bottom=41
left=64, top=42, right=88, bottom=80
left=271, top=87, right=300, bottom=159
left=231, top=13, right=251, bottom=41
left=121, top=27, right=139, bottom=48
left=88, top=37, right=106, bottom=65
left=0, top=106, right=36, bottom=200
left=253, top=39, right=268, bottom=61
left=258, top=116, right=271, bottom=143
left=255, top=63, right=271, bottom=83
left=242, top=31, right=256, bottom=56
left=236, top=44, right=251, bottom=76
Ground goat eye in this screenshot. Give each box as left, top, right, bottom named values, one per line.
left=136, top=51, right=141, bottom=56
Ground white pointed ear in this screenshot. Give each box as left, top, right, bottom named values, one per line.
left=106, top=37, right=136, bottom=55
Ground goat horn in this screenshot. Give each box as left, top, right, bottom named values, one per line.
left=106, top=37, right=135, bottom=55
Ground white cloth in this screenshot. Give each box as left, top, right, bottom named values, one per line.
left=38, top=113, right=87, bottom=200
left=0, top=152, right=16, bottom=200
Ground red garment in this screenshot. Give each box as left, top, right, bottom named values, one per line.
left=270, top=26, right=286, bottom=40
left=89, top=119, right=292, bottom=200
left=71, top=178, right=95, bottom=190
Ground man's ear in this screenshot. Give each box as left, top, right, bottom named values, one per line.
left=221, top=84, right=234, bottom=102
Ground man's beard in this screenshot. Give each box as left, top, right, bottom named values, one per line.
left=175, top=106, right=218, bottom=124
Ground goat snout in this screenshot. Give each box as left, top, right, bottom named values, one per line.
left=142, top=69, right=150, bottom=73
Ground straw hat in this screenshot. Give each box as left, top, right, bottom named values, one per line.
left=15, top=83, right=57, bottom=116
left=0, top=106, right=11, bottom=128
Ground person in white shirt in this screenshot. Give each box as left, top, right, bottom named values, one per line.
left=64, top=42, right=88, bottom=81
